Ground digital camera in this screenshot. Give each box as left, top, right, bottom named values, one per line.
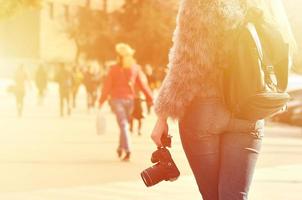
left=141, top=135, right=180, bottom=187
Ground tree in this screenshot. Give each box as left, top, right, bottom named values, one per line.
left=66, top=7, right=116, bottom=64
left=115, top=0, right=178, bottom=67
left=66, top=0, right=178, bottom=67
left=0, top=0, right=41, bottom=20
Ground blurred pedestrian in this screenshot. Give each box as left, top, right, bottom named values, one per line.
left=84, top=65, right=101, bottom=112
left=144, top=64, right=156, bottom=91
left=144, top=64, right=156, bottom=114
left=99, top=43, right=153, bottom=161
left=13, top=65, right=28, bottom=117
left=130, top=70, right=151, bottom=135
left=55, top=63, right=73, bottom=117
left=71, top=65, right=84, bottom=108
left=35, top=64, right=48, bottom=105
left=130, top=91, right=144, bottom=136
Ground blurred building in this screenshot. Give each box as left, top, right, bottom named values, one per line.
left=1, top=0, right=301, bottom=77
left=0, top=0, right=124, bottom=77
left=284, top=0, right=302, bottom=71
left=0, top=8, right=40, bottom=75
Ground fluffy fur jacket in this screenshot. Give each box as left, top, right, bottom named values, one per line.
left=154, top=0, right=248, bottom=119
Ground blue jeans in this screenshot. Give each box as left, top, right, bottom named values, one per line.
left=179, top=98, right=264, bottom=200
left=110, top=99, right=134, bottom=153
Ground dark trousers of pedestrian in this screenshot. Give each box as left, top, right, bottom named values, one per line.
left=87, top=90, right=97, bottom=109
left=110, top=98, right=134, bottom=153
left=60, top=89, right=71, bottom=116
left=179, top=97, right=264, bottom=200
left=38, top=89, right=44, bottom=104
left=15, top=91, right=25, bottom=117
left=72, top=87, right=78, bottom=108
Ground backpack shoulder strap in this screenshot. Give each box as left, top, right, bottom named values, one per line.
left=246, top=22, right=264, bottom=62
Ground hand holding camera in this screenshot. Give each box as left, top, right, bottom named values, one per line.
left=141, top=132, right=180, bottom=187
left=151, top=117, right=168, bottom=147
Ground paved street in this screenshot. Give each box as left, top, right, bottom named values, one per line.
left=0, top=81, right=302, bottom=200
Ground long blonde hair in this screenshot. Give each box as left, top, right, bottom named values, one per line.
left=115, top=43, right=137, bottom=68
left=117, top=55, right=136, bottom=68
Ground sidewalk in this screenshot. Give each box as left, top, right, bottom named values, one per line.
left=1, top=81, right=302, bottom=199
left=1, top=164, right=301, bottom=200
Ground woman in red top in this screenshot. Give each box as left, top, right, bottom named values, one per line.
left=99, top=43, right=153, bottom=161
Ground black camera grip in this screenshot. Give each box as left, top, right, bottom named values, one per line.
left=161, top=134, right=172, bottom=148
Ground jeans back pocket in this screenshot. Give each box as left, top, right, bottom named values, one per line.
left=181, top=99, right=231, bottom=137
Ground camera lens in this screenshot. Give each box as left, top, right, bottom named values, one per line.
left=141, top=170, right=152, bottom=186
left=140, top=165, right=165, bottom=187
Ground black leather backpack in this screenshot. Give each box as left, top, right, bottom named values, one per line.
left=224, top=19, right=290, bottom=121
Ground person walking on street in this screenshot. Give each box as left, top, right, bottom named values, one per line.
left=71, top=65, right=84, bottom=108
left=55, top=63, right=73, bottom=117
left=35, top=64, right=48, bottom=105
left=150, top=0, right=296, bottom=200
left=14, top=65, right=28, bottom=117
left=130, top=89, right=144, bottom=136
left=130, top=70, right=151, bottom=136
left=99, top=43, right=153, bottom=161
left=84, top=65, right=101, bottom=112
left=143, top=64, right=156, bottom=114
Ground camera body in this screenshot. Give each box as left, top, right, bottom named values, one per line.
left=141, top=135, right=180, bottom=187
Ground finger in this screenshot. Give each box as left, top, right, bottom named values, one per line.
left=151, top=135, right=162, bottom=146
left=151, top=133, right=162, bottom=147
left=163, top=123, right=169, bottom=136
